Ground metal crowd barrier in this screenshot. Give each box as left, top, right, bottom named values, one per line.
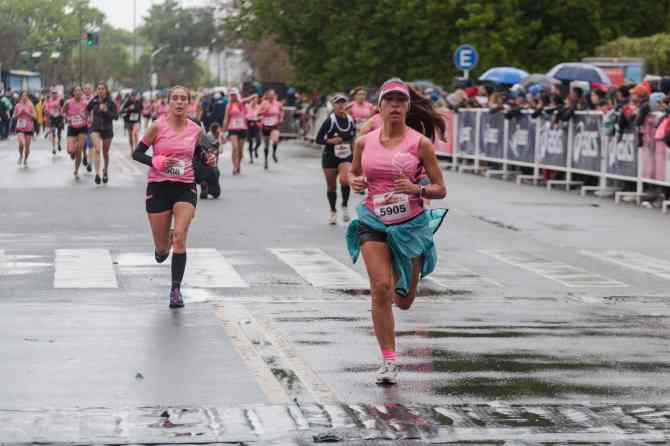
left=279, top=106, right=300, bottom=139
left=449, top=109, right=670, bottom=205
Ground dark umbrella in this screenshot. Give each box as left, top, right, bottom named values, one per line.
left=521, top=74, right=560, bottom=90
left=547, top=63, right=612, bottom=85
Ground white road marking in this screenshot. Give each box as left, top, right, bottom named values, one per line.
left=581, top=250, right=670, bottom=281
left=270, top=248, right=368, bottom=289
left=0, top=249, right=51, bottom=276
left=429, top=262, right=503, bottom=288
left=479, top=250, right=627, bottom=288
left=216, top=304, right=289, bottom=405
left=184, top=249, right=249, bottom=288
left=54, top=249, right=118, bottom=288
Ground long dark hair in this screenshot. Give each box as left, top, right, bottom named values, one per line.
left=379, top=78, right=445, bottom=141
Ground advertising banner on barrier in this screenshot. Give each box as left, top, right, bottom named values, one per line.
left=605, top=129, right=637, bottom=178
left=537, top=119, right=568, bottom=167
left=457, top=110, right=478, bottom=155
left=435, top=111, right=454, bottom=155
left=507, top=113, right=536, bottom=163
left=640, top=114, right=670, bottom=183
left=571, top=113, right=602, bottom=172
left=478, top=111, right=504, bottom=159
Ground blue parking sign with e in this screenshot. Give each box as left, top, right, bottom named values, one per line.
left=454, top=45, right=478, bottom=71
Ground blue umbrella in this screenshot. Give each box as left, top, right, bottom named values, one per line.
left=547, top=63, right=612, bottom=85
left=478, top=67, right=529, bottom=85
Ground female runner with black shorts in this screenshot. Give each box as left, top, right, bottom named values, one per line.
left=132, top=86, right=217, bottom=308
left=316, top=93, right=355, bottom=225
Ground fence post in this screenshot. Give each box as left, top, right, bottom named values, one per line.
left=566, top=117, right=574, bottom=185
left=474, top=110, right=481, bottom=172
left=452, top=111, right=459, bottom=170
left=502, top=117, right=509, bottom=178
left=533, top=117, right=541, bottom=185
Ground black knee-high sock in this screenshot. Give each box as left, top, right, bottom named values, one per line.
left=171, top=252, right=187, bottom=290
left=264, top=143, right=269, bottom=161
left=272, top=143, right=278, bottom=156
left=254, top=138, right=261, bottom=152
left=327, top=191, right=337, bottom=212
left=341, top=185, right=350, bottom=208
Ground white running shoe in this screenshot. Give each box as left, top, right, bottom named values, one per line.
left=329, top=211, right=337, bottom=225
left=375, top=360, right=398, bottom=385
left=342, top=207, right=350, bottom=222
left=22, top=160, right=28, bottom=168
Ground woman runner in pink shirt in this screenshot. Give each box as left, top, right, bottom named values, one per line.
left=258, top=89, right=284, bottom=170
left=245, top=95, right=262, bottom=162
left=132, top=86, right=216, bottom=309
left=44, top=90, right=64, bottom=155
left=348, top=87, right=376, bottom=130
left=349, top=78, right=447, bottom=385
left=13, top=91, right=36, bottom=168
left=63, top=86, right=89, bottom=180
left=223, top=88, right=256, bottom=175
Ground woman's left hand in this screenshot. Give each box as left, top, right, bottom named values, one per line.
left=393, top=177, right=420, bottom=195
left=206, top=153, right=217, bottom=166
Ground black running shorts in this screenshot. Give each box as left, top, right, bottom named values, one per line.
left=67, top=127, right=88, bottom=137
left=228, top=129, right=246, bottom=138
left=262, top=125, right=278, bottom=136
left=322, top=147, right=353, bottom=169
left=146, top=181, right=197, bottom=213
left=357, top=222, right=387, bottom=245
left=92, top=128, right=114, bottom=140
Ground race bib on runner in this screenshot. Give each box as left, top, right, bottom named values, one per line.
left=70, top=115, right=84, bottom=127
left=166, top=160, right=186, bottom=177
left=373, top=193, right=410, bottom=224
left=129, top=113, right=139, bottom=121
left=231, top=118, right=245, bottom=129
left=334, top=144, right=352, bottom=159
left=263, top=117, right=277, bottom=127
left=16, top=118, right=30, bottom=130
left=50, top=108, right=60, bottom=117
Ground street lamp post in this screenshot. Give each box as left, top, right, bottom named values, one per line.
left=149, top=45, right=169, bottom=100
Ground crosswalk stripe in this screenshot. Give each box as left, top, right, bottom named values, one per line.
left=184, top=248, right=249, bottom=288
left=581, top=250, right=670, bottom=281
left=54, top=249, right=118, bottom=288
left=479, top=250, right=627, bottom=288
left=269, top=248, right=368, bottom=289
left=429, top=262, right=503, bottom=289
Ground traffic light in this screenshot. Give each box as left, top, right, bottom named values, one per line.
left=85, top=32, right=99, bottom=48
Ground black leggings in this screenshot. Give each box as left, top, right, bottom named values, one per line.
left=247, top=125, right=261, bottom=154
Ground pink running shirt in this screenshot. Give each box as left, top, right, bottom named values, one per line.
left=350, top=101, right=375, bottom=124
left=362, top=127, right=425, bottom=225
left=259, top=100, right=282, bottom=127
left=14, top=102, right=35, bottom=132
left=226, top=102, right=247, bottom=130
left=65, top=98, right=88, bottom=128
left=145, top=116, right=201, bottom=184
left=245, top=102, right=259, bottom=121
left=45, top=98, right=62, bottom=119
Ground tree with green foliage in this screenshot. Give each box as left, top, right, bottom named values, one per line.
left=221, top=0, right=670, bottom=91
left=140, top=0, right=218, bottom=88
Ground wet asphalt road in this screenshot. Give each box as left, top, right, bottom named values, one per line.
left=1, top=124, right=670, bottom=445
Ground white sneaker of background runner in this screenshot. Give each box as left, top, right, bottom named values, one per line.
left=375, top=360, right=398, bottom=384
left=342, top=207, right=350, bottom=222
left=329, top=211, right=337, bottom=225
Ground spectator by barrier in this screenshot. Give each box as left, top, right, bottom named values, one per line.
left=451, top=109, right=670, bottom=203
left=280, top=106, right=300, bottom=139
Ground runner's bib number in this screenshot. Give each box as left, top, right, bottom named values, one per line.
left=70, top=115, right=84, bottom=127
left=263, top=117, right=277, bottom=127
left=373, top=193, right=410, bottom=224
left=50, top=109, right=60, bottom=117
left=231, top=118, right=245, bottom=129
left=16, top=118, right=30, bottom=130
left=334, top=144, right=352, bottom=159
left=166, top=160, right=186, bottom=177
left=129, top=113, right=139, bottom=122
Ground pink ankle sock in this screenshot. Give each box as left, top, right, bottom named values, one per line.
left=382, top=349, right=396, bottom=361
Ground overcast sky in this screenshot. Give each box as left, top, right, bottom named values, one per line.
left=90, top=0, right=209, bottom=31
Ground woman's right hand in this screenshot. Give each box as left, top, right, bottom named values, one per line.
left=164, top=156, right=180, bottom=169
left=350, top=175, right=368, bottom=193
left=330, top=136, right=343, bottom=145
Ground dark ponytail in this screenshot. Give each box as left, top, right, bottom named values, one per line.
left=406, top=84, right=445, bottom=141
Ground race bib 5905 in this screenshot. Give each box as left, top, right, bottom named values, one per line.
left=373, top=193, right=410, bottom=224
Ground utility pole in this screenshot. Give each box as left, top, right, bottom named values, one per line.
left=79, top=10, right=83, bottom=87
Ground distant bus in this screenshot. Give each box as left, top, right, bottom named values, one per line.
left=582, top=57, right=645, bottom=86
left=1, top=69, right=42, bottom=93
